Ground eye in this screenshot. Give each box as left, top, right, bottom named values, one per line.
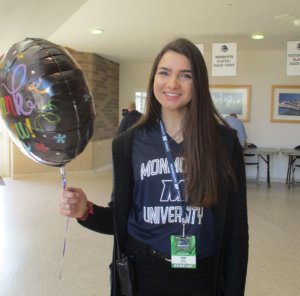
left=179, top=73, right=192, bottom=80
left=157, top=70, right=169, bottom=76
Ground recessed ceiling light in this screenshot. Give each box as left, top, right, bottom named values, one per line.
left=89, top=28, right=104, bottom=35
left=251, top=34, right=264, bottom=40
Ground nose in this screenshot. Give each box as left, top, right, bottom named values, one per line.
left=167, top=75, right=179, bottom=89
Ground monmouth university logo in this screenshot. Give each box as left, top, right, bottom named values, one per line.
left=160, top=179, right=184, bottom=202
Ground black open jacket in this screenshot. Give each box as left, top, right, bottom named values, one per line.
left=79, top=125, right=249, bottom=296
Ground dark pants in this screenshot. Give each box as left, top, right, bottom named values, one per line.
left=126, top=239, right=213, bottom=296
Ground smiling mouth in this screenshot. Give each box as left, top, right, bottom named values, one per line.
left=164, top=92, right=181, bottom=97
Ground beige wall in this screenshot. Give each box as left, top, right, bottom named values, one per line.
left=0, top=130, right=11, bottom=177
left=11, top=139, right=112, bottom=177
left=92, top=138, right=113, bottom=169
left=119, top=49, right=300, bottom=182
left=119, top=62, right=151, bottom=122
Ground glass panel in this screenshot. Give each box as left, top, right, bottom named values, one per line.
left=135, top=91, right=147, bottom=113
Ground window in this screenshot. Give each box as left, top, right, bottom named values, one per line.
left=135, top=91, right=147, bottom=113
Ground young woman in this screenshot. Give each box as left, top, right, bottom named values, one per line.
left=60, top=38, right=248, bottom=296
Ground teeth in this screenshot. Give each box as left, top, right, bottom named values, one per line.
left=165, top=92, right=179, bottom=96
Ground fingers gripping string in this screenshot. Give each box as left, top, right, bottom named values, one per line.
left=59, top=166, right=69, bottom=280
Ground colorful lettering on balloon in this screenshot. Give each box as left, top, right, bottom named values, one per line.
left=0, top=96, right=7, bottom=116
left=0, top=95, right=37, bottom=141
left=0, top=95, right=17, bottom=116
left=25, top=118, right=36, bottom=138
left=14, top=122, right=30, bottom=140
left=1, top=63, right=36, bottom=116
left=34, top=100, right=60, bottom=132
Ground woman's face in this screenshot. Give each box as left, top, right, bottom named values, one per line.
left=153, top=50, right=194, bottom=113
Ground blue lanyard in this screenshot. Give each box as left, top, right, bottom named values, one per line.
left=159, top=120, right=182, bottom=199
left=159, top=120, right=188, bottom=235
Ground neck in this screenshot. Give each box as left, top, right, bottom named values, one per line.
left=161, top=109, right=185, bottom=142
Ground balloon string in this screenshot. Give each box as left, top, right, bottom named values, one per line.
left=59, top=166, right=69, bottom=280
left=60, top=166, right=67, bottom=189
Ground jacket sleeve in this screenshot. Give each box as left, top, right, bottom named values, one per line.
left=77, top=200, right=114, bottom=235
left=224, top=137, right=249, bottom=296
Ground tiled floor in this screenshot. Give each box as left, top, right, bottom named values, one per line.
left=0, top=169, right=299, bottom=296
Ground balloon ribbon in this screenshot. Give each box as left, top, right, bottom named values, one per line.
left=59, top=166, right=69, bottom=280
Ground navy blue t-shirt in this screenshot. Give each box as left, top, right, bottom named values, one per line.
left=127, top=122, right=215, bottom=258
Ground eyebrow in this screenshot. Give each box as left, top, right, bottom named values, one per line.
left=157, top=66, right=192, bottom=73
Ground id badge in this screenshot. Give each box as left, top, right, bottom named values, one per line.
left=170, top=235, right=196, bottom=268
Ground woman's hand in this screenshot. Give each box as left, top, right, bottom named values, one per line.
left=60, top=187, right=88, bottom=219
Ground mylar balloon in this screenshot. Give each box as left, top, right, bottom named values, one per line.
left=0, top=38, right=95, bottom=167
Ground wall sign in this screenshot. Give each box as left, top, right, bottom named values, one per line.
left=212, top=43, right=237, bottom=76
left=287, top=41, right=300, bottom=76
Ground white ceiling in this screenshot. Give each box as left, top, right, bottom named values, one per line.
left=1, top=0, right=300, bottom=63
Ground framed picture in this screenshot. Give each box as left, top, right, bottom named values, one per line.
left=209, top=85, right=251, bottom=122
left=271, top=85, right=300, bottom=123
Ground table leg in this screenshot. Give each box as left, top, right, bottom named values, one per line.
left=267, top=155, right=270, bottom=188
left=288, top=156, right=296, bottom=188
left=286, top=157, right=289, bottom=184
left=259, top=154, right=271, bottom=187
left=287, top=156, right=291, bottom=188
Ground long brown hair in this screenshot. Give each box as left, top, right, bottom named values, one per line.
left=137, top=38, right=235, bottom=207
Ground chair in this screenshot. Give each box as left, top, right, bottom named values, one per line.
left=244, top=143, right=260, bottom=184
left=291, top=145, right=300, bottom=185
